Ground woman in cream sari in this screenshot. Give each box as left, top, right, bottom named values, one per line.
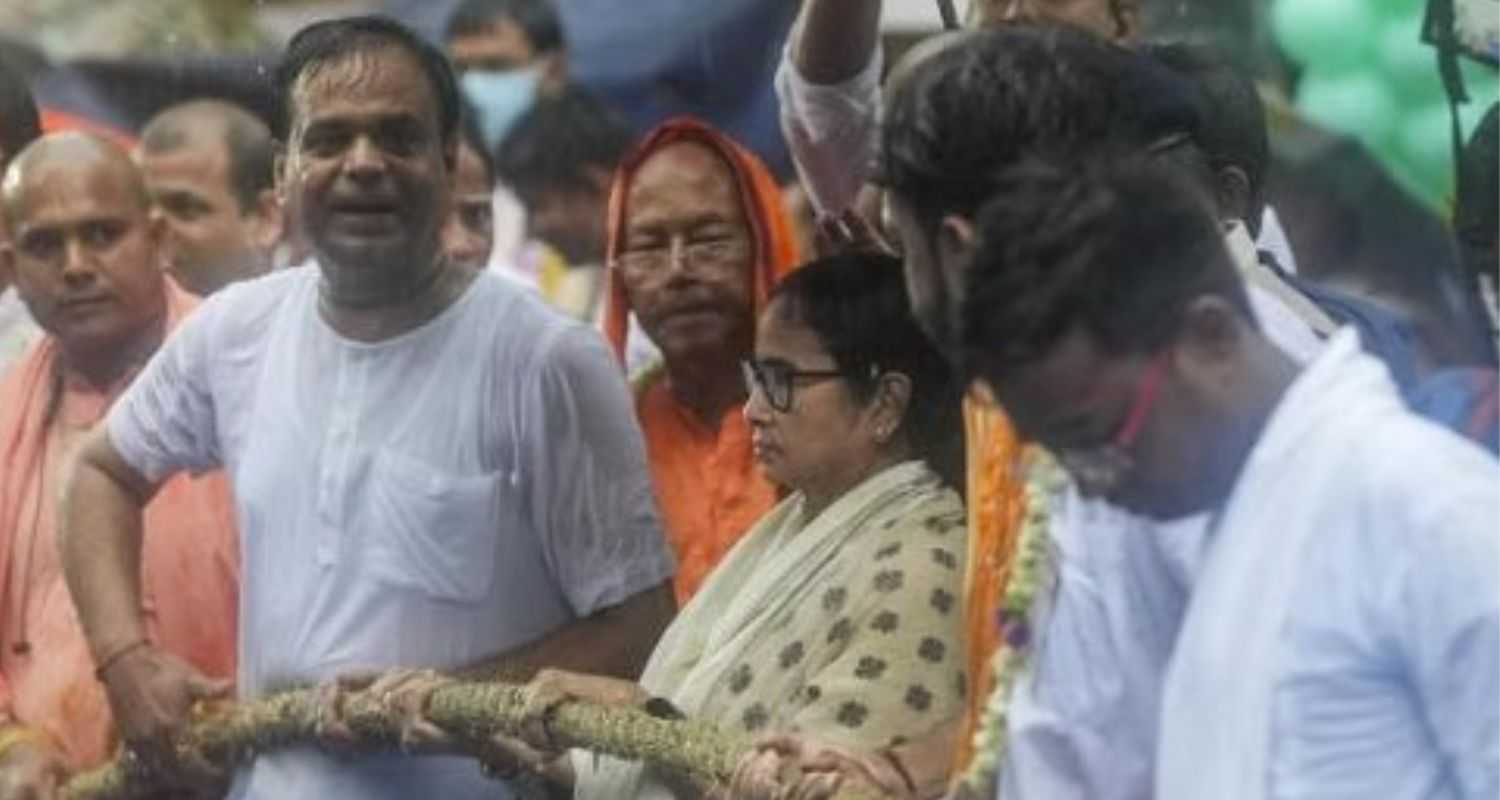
left=506, top=251, right=967, bottom=798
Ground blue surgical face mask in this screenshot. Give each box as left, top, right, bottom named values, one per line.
left=460, top=66, right=543, bottom=152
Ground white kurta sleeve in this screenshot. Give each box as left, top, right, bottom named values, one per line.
left=1000, top=495, right=1193, bottom=800
left=775, top=41, right=884, bottom=217
left=106, top=295, right=227, bottom=482
left=524, top=325, right=676, bottom=616
left=1395, top=466, right=1500, bottom=799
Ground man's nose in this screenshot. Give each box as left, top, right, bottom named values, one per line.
left=343, top=136, right=388, bottom=179
left=61, top=238, right=98, bottom=284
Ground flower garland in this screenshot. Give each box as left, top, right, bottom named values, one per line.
left=955, top=453, right=1064, bottom=795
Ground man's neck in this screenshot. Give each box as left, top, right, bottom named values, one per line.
left=319, top=257, right=476, bottom=343
left=664, top=357, right=748, bottom=429
left=1208, top=340, right=1303, bottom=506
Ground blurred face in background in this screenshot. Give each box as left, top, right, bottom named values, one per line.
left=440, top=137, right=494, bottom=270
left=139, top=129, right=278, bottom=295
left=448, top=16, right=565, bottom=153
left=523, top=168, right=611, bottom=265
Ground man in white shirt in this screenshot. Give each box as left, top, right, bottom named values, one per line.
left=730, top=26, right=1328, bottom=800
left=872, top=27, right=1326, bottom=799
left=0, top=60, right=42, bottom=375
left=58, top=16, right=676, bottom=800
left=961, top=155, right=1497, bottom=800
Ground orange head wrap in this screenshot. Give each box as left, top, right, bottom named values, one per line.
left=601, top=117, right=800, bottom=365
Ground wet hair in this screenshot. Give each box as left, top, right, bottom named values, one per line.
left=457, top=97, right=496, bottom=185
left=769, top=252, right=966, bottom=490
left=962, top=156, right=1252, bottom=382
left=0, top=60, right=40, bottom=169
left=140, top=100, right=275, bottom=212
left=446, top=0, right=565, bottom=53
left=274, top=15, right=460, bottom=144
left=878, top=24, right=1202, bottom=232
left=495, top=87, right=632, bottom=206
left=1146, top=40, right=1269, bottom=235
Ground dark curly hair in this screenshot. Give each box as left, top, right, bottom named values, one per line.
left=962, top=156, right=1251, bottom=384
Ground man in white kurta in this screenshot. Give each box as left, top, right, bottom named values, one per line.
left=946, top=150, right=1498, bottom=800
left=59, top=17, right=676, bottom=800
left=1157, top=328, right=1499, bottom=800
left=102, top=265, right=676, bottom=798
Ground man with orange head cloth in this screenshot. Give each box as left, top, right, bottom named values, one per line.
left=602, top=118, right=802, bottom=603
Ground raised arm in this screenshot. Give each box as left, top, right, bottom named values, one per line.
left=790, top=0, right=884, bottom=85
left=777, top=0, right=886, bottom=217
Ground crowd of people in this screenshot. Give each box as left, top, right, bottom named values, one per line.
left=0, top=0, right=1494, bottom=799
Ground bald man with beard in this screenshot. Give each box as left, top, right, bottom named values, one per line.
left=0, top=132, right=238, bottom=799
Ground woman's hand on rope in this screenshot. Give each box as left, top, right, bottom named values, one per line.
left=728, top=733, right=918, bottom=800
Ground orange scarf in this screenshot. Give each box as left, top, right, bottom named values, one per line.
left=954, top=399, right=1030, bottom=775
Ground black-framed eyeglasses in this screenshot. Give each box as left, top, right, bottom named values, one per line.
left=741, top=359, right=845, bottom=413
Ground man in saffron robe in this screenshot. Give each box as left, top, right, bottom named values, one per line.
left=0, top=132, right=238, bottom=797
left=601, top=117, right=801, bottom=603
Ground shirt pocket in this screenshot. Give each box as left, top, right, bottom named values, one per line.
left=366, top=448, right=505, bottom=604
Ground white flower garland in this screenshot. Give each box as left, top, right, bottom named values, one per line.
left=957, top=454, right=1064, bottom=795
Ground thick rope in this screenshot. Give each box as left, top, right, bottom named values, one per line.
left=61, top=681, right=885, bottom=800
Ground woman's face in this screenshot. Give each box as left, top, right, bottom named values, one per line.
left=744, top=300, right=878, bottom=496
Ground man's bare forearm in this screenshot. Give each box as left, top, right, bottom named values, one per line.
left=59, top=428, right=158, bottom=664
left=791, top=0, right=884, bottom=85
left=456, top=582, right=676, bottom=683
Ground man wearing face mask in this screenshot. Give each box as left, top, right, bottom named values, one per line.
left=444, top=0, right=568, bottom=274
left=446, top=0, right=568, bottom=155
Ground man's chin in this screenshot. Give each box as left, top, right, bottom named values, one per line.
left=48, top=316, right=138, bottom=356
left=314, top=237, right=418, bottom=274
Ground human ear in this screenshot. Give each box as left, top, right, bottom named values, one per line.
left=870, top=371, right=914, bottom=442
left=1214, top=165, right=1253, bottom=229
